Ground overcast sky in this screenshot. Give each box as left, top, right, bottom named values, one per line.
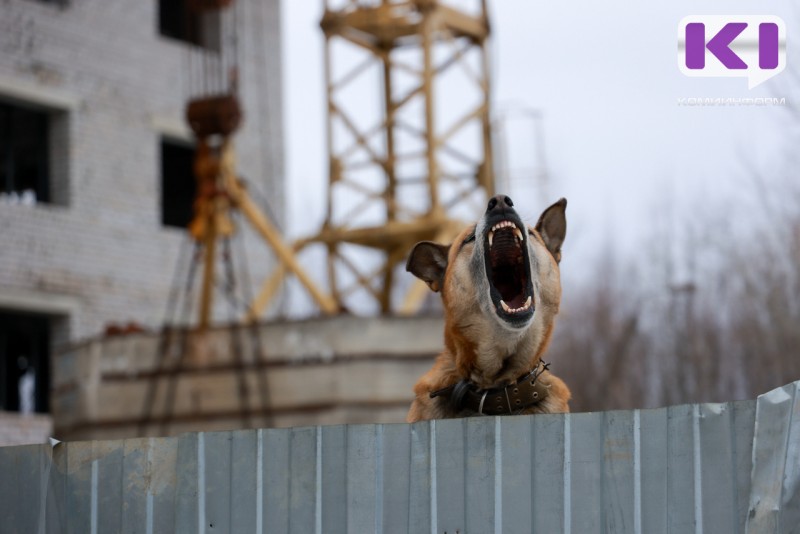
left=280, top=0, right=797, bottom=300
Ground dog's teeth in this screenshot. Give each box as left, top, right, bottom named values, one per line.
left=489, top=221, right=525, bottom=246
left=499, top=296, right=533, bottom=315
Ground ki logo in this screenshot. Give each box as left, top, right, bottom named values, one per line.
left=678, top=16, right=786, bottom=89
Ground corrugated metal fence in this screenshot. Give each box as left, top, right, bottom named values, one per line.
left=1, top=381, right=798, bottom=533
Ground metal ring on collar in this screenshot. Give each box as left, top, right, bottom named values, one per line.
left=478, top=390, right=489, bottom=415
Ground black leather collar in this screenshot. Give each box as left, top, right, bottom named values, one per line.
left=429, top=360, right=550, bottom=415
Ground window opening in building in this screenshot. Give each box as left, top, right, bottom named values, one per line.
left=0, top=102, right=51, bottom=205
left=159, top=0, right=220, bottom=49
left=0, top=311, right=51, bottom=414
left=161, top=138, right=197, bottom=228
left=27, top=0, right=67, bottom=6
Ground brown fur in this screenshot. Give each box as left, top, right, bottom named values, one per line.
left=406, top=197, right=571, bottom=422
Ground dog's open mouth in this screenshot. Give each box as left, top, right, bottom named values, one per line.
left=484, top=219, right=535, bottom=324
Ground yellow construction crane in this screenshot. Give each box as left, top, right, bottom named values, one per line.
left=250, top=0, right=495, bottom=317
left=186, top=95, right=338, bottom=327
left=161, top=0, right=497, bottom=323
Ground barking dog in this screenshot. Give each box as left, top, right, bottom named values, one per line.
left=405, top=195, right=571, bottom=421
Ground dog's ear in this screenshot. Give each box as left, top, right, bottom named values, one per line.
left=535, top=198, right=567, bottom=263
left=406, top=241, right=450, bottom=292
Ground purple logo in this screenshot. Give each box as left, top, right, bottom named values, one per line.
left=678, top=16, right=786, bottom=88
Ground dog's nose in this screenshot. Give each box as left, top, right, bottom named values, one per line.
left=486, top=195, right=514, bottom=213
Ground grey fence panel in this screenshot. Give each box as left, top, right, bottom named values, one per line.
left=204, top=431, right=233, bottom=532
left=778, top=383, right=800, bottom=531
left=666, top=403, right=698, bottom=533
left=603, top=410, right=637, bottom=533
left=530, top=412, right=567, bottom=533
left=407, top=421, right=432, bottom=533
left=640, top=407, right=669, bottom=534
left=288, top=426, right=317, bottom=533
left=747, top=380, right=800, bottom=533
left=347, top=424, right=380, bottom=533
left=262, top=428, right=291, bottom=533
left=731, top=401, right=757, bottom=530
left=121, top=439, right=149, bottom=534
left=0, top=443, right=42, bottom=533
left=569, top=411, right=604, bottom=532
left=231, top=430, right=259, bottom=533
left=380, top=423, right=411, bottom=534
left=499, top=416, right=533, bottom=533
left=95, top=440, right=125, bottom=533
left=3, top=380, right=800, bottom=534
left=698, top=403, right=738, bottom=534
left=320, top=424, right=347, bottom=531
left=118, top=436, right=178, bottom=534
left=46, top=442, right=68, bottom=534
left=174, top=433, right=201, bottom=533
left=464, top=417, right=496, bottom=534
left=434, top=417, right=468, bottom=533
left=154, top=436, right=180, bottom=532
left=64, top=440, right=93, bottom=534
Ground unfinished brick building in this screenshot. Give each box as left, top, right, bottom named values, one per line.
left=0, top=0, right=285, bottom=442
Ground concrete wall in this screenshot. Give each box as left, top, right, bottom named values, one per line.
left=52, top=315, right=445, bottom=440
left=0, top=411, right=52, bottom=446
left=0, top=0, right=285, bottom=342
